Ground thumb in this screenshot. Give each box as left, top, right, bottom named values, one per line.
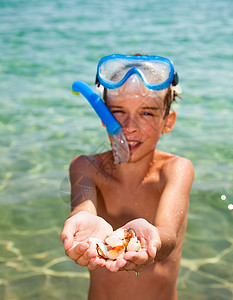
left=148, top=240, right=157, bottom=258
left=63, top=232, right=74, bottom=250
left=60, top=219, right=78, bottom=250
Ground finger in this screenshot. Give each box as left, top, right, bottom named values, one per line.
left=78, top=251, right=106, bottom=268
left=84, top=247, right=99, bottom=260
left=70, top=244, right=100, bottom=264
left=118, top=260, right=131, bottom=272
left=105, top=259, right=115, bottom=271
left=105, top=259, right=121, bottom=272
left=108, top=256, right=128, bottom=272
left=61, top=231, right=74, bottom=251
left=145, top=257, right=155, bottom=266
left=87, top=257, right=106, bottom=270
left=148, top=241, right=158, bottom=258
left=74, top=245, right=94, bottom=267
left=124, top=250, right=148, bottom=265
left=66, top=248, right=80, bottom=261
left=65, top=242, right=89, bottom=261
left=75, top=242, right=90, bottom=254
left=75, top=255, right=89, bottom=267
left=60, top=218, right=79, bottom=250
left=115, top=257, right=128, bottom=269
left=123, top=261, right=137, bottom=271
left=94, top=256, right=106, bottom=267
left=87, top=259, right=99, bottom=271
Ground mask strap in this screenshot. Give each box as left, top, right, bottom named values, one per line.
left=95, top=73, right=100, bottom=87
left=172, top=72, right=179, bottom=86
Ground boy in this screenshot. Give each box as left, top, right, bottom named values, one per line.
left=60, top=54, right=194, bottom=300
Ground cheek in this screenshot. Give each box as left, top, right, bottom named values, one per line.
left=139, top=118, right=163, bottom=136
left=113, top=114, right=125, bottom=125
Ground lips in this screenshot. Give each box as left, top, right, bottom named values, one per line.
left=127, top=140, right=141, bottom=151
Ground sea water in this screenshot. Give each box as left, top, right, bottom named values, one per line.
left=0, top=0, right=232, bottom=299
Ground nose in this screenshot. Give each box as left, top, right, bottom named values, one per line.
left=122, top=115, right=139, bottom=134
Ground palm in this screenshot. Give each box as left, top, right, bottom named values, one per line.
left=71, top=211, right=113, bottom=243
left=61, top=211, right=113, bottom=270
left=123, top=219, right=159, bottom=255
left=105, top=219, right=159, bottom=272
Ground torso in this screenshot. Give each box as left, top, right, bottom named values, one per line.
left=73, top=150, right=188, bottom=300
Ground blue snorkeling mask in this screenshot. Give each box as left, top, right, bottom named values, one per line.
left=95, top=54, right=179, bottom=91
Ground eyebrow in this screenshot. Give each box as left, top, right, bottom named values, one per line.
left=141, top=106, right=161, bottom=110
left=108, top=105, right=162, bottom=110
left=108, top=105, right=123, bottom=109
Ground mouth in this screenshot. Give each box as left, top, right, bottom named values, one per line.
left=127, top=140, right=141, bottom=151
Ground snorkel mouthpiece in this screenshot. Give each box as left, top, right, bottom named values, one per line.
left=72, top=81, right=130, bottom=164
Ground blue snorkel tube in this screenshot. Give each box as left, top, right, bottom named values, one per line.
left=72, top=80, right=130, bottom=163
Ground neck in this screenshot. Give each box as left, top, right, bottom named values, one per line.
left=115, top=150, right=155, bottom=187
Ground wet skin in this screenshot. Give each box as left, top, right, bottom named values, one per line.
left=61, top=87, right=194, bottom=300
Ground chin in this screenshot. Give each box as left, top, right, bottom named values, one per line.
left=127, top=151, right=153, bottom=163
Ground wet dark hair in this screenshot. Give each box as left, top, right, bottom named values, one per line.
left=164, top=87, right=174, bottom=118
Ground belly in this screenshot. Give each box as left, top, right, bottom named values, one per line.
left=88, top=257, right=179, bottom=300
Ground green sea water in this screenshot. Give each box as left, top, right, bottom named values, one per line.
left=0, top=0, right=233, bottom=299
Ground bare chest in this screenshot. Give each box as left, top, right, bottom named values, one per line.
left=96, top=179, right=161, bottom=228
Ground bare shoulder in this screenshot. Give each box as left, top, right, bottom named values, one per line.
left=69, top=152, right=113, bottom=182
left=164, top=154, right=194, bottom=173
left=69, top=154, right=92, bottom=175
left=156, top=150, right=194, bottom=185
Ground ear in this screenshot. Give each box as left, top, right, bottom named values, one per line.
left=162, top=111, right=176, bottom=134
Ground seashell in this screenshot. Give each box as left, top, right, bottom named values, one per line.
left=123, top=228, right=136, bottom=247
left=88, top=238, right=104, bottom=249
left=126, top=237, right=141, bottom=252
left=107, top=228, right=126, bottom=239
left=113, top=228, right=126, bottom=239
left=124, top=228, right=136, bottom=240
left=96, top=242, right=109, bottom=258
left=105, top=235, right=124, bottom=247
left=107, top=245, right=125, bottom=260
left=88, top=228, right=141, bottom=260
left=89, top=238, right=104, bottom=243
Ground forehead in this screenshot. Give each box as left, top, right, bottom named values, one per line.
left=106, top=88, right=166, bottom=107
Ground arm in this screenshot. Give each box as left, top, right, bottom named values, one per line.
left=154, top=156, right=194, bottom=261
left=106, top=157, right=194, bottom=272
left=69, top=155, right=97, bottom=215
left=60, top=155, right=113, bottom=270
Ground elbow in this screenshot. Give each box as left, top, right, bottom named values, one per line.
left=155, top=230, right=177, bottom=262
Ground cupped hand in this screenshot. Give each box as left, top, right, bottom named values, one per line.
left=105, top=218, right=161, bottom=273
left=60, top=211, right=113, bottom=270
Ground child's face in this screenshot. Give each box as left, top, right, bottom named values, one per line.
left=105, top=81, right=176, bottom=163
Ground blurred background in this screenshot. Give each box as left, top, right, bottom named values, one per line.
left=0, top=0, right=232, bottom=299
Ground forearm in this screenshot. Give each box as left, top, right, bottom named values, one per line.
left=155, top=226, right=176, bottom=261
left=69, top=199, right=97, bottom=218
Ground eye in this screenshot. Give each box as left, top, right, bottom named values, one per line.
left=141, top=111, right=154, bottom=116
left=112, top=110, right=125, bottom=114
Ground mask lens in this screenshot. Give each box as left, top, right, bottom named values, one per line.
left=99, top=59, right=129, bottom=82
left=141, top=61, right=170, bottom=84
